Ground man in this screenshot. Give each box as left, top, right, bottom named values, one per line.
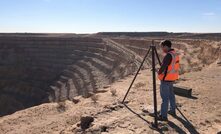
left=157, top=40, right=180, bottom=121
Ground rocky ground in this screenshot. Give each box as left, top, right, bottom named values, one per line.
left=0, top=62, right=221, bottom=134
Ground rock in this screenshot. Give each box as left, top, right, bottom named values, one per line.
left=214, top=119, right=221, bottom=123
left=142, top=107, right=149, bottom=113
left=205, top=119, right=211, bottom=124
left=118, top=122, right=130, bottom=128
left=118, top=104, right=124, bottom=108
left=142, top=106, right=153, bottom=114
left=72, top=98, right=80, bottom=104
left=100, top=125, right=108, bottom=132
left=104, top=104, right=123, bottom=111
left=83, top=125, right=109, bottom=134
left=123, top=100, right=130, bottom=104
left=200, top=122, right=206, bottom=126
left=140, top=112, right=146, bottom=116
left=103, top=85, right=110, bottom=89
left=80, top=116, right=94, bottom=130
left=161, top=126, right=169, bottom=131
left=94, top=89, right=108, bottom=93
left=176, top=102, right=182, bottom=107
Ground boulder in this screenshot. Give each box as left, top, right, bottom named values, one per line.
left=80, top=116, right=94, bottom=130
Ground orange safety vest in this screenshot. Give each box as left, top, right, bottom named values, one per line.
left=158, top=50, right=180, bottom=81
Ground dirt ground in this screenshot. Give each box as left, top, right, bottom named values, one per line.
left=0, top=63, right=221, bottom=134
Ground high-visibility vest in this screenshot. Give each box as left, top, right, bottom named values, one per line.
left=158, top=50, right=180, bottom=81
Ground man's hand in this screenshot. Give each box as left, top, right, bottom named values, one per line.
left=157, top=68, right=161, bottom=75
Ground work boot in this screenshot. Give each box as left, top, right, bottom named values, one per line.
left=157, top=115, right=168, bottom=121
left=168, top=110, right=176, bottom=117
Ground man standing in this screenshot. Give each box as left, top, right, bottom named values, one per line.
left=157, top=40, right=180, bottom=121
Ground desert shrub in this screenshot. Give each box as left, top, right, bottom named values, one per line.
left=186, top=56, right=191, bottom=65
left=110, top=87, right=117, bottom=96
left=179, top=65, right=186, bottom=75
left=91, top=94, right=99, bottom=103
left=201, top=58, right=209, bottom=65
left=57, top=101, right=66, bottom=112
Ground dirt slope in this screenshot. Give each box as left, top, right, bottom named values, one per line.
left=1, top=63, right=221, bottom=134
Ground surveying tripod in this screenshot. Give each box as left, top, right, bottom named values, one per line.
left=122, top=40, right=190, bottom=129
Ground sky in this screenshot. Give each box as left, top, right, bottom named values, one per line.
left=0, top=0, right=220, bottom=33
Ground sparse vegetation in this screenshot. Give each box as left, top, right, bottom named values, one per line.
left=91, top=94, right=99, bottom=103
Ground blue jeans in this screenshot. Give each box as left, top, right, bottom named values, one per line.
left=160, top=81, right=176, bottom=118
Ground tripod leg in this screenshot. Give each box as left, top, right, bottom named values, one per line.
left=151, top=46, right=158, bottom=128
left=122, top=47, right=151, bottom=103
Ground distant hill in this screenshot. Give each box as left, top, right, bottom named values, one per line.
left=96, top=32, right=221, bottom=40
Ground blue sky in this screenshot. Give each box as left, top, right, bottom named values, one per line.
left=0, top=0, right=220, bottom=33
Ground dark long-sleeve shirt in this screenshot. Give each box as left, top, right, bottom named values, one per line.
left=158, top=49, right=174, bottom=74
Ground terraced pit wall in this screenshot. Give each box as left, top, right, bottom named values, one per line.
left=1, top=35, right=220, bottom=116
left=0, top=36, right=139, bottom=116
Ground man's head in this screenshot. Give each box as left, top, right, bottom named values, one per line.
left=161, top=40, right=172, bottom=53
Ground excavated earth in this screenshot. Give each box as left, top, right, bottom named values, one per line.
left=0, top=33, right=221, bottom=134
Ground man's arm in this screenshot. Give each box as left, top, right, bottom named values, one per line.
left=158, top=54, right=172, bottom=74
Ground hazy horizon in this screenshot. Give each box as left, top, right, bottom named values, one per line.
left=1, top=31, right=221, bottom=34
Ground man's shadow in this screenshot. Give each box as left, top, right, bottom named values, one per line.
left=167, top=121, right=186, bottom=133
left=169, top=109, right=200, bottom=134
left=171, top=94, right=199, bottom=134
